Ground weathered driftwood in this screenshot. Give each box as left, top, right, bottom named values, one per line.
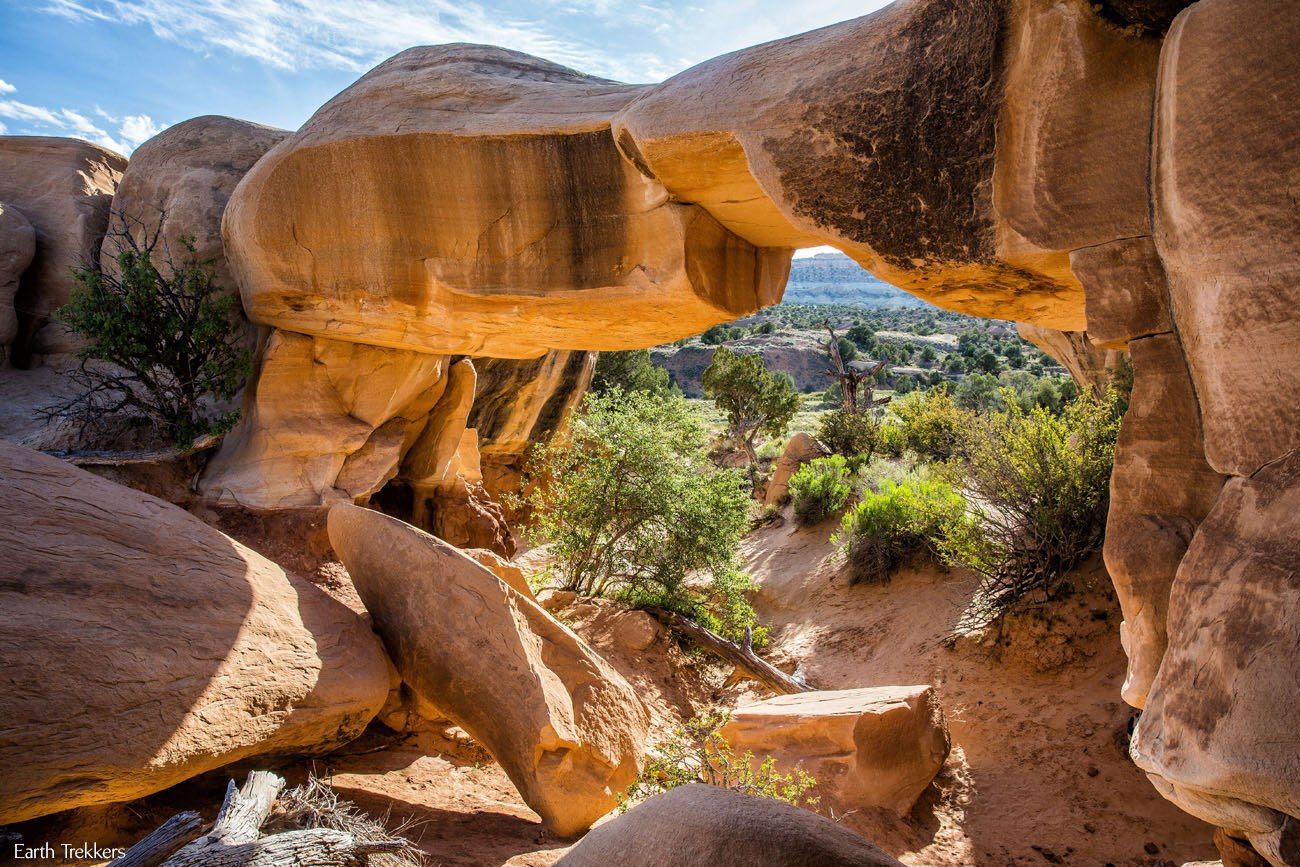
left=47, top=432, right=222, bottom=466
left=646, top=607, right=811, bottom=695
left=115, top=771, right=408, bottom=867
left=108, top=811, right=205, bottom=867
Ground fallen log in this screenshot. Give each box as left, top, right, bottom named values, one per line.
left=108, top=812, right=205, bottom=867
left=112, top=771, right=408, bottom=867
left=645, top=607, right=811, bottom=695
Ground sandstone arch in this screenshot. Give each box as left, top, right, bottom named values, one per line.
left=189, top=2, right=1299, bottom=857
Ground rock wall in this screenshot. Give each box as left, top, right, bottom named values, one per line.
left=0, top=136, right=126, bottom=362
left=1124, top=2, right=1300, bottom=860
left=0, top=202, right=35, bottom=362
left=221, top=46, right=788, bottom=359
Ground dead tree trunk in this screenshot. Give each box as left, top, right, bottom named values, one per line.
left=646, top=607, right=811, bottom=695
left=823, top=323, right=891, bottom=414
left=110, top=771, right=407, bottom=867
left=108, top=812, right=205, bottom=867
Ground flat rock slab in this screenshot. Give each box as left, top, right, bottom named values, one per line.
left=721, top=685, right=950, bottom=814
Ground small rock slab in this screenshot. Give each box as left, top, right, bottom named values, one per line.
left=721, top=685, right=950, bottom=814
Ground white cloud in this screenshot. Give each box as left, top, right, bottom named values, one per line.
left=37, top=0, right=894, bottom=84
left=119, top=114, right=165, bottom=148
left=41, top=0, right=654, bottom=80
left=0, top=82, right=166, bottom=154
left=0, top=80, right=16, bottom=94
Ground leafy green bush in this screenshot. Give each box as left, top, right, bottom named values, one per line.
left=51, top=217, right=251, bottom=444
left=622, top=711, right=818, bottom=810
left=816, top=407, right=879, bottom=460
left=935, top=390, right=1122, bottom=620
left=522, top=388, right=759, bottom=640
left=890, top=387, right=973, bottom=461
left=789, top=455, right=852, bottom=526
left=834, top=477, right=968, bottom=585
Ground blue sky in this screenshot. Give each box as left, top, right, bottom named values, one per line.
left=0, top=0, right=892, bottom=154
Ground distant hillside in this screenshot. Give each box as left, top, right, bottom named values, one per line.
left=785, top=252, right=929, bottom=309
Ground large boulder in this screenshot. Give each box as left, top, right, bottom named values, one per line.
left=0, top=136, right=126, bottom=360
left=327, top=502, right=649, bottom=836
left=1131, top=450, right=1300, bottom=865
left=764, top=432, right=829, bottom=506
left=555, top=784, right=904, bottom=866
left=720, top=686, right=950, bottom=815
left=103, top=115, right=288, bottom=298
left=0, top=441, right=392, bottom=824
left=222, top=46, right=788, bottom=358
left=0, top=201, right=36, bottom=360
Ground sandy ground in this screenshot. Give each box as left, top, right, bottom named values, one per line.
left=4, top=504, right=1217, bottom=867
left=739, top=515, right=1217, bottom=866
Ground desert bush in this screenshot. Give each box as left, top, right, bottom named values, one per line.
left=48, top=214, right=251, bottom=445
left=835, top=477, right=968, bottom=585
left=876, top=422, right=906, bottom=458
left=816, top=407, right=879, bottom=460
left=890, top=387, right=973, bottom=462
left=522, top=388, right=759, bottom=640
left=936, top=389, right=1122, bottom=620
left=623, top=711, right=818, bottom=810
left=789, top=455, right=853, bottom=525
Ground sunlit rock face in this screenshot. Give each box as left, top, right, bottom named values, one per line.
left=0, top=136, right=125, bottom=361
left=222, top=45, right=788, bottom=359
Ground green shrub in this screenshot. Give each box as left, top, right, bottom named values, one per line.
left=816, top=407, right=879, bottom=460
left=622, top=711, right=818, bottom=810
left=702, top=347, right=800, bottom=466
left=592, top=349, right=673, bottom=397
left=789, top=455, right=852, bottom=525
left=522, top=389, right=759, bottom=641
left=935, top=390, right=1122, bottom=620
left=890, top=388, right=973, bottom=461
left=876, top=422, right=906, bottom=458
left=50, top=217, right=251, bottom=445
left=834, top=477, right=968, bottom=585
